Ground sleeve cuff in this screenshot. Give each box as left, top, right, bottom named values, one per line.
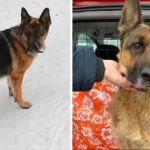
left=95, top=58, right=105, bottom=82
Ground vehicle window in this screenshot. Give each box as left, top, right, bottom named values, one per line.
left=104, top=38, right=120, bottom=49
left=76, top=33, right=97, bottom=51
left=73, top=21, right=120, bottom=60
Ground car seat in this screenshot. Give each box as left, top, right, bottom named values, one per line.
left=95, top=45, right=119, bottom=61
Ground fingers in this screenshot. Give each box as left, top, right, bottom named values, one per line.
left=119, top=77, right=137, bottom=91
left=103, top=60, right=137, bottom=91
left=124, top=86, right=137, bottom=91
left=120, top=77, right=132, bottom=86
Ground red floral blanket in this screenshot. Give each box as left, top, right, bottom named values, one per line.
left=72, top=81, right=118, bottom=149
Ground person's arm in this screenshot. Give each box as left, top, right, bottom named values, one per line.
left=73, top=45, right=136, bottom=92
left=73, top=45, right=105, bottom=91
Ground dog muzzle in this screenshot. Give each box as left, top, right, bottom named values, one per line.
left=27, top=42, right=44, bottom=54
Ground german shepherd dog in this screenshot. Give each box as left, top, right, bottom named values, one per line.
left=0, top=8, right=51, bottom=109
left=111, top=0, right=150, bottom=149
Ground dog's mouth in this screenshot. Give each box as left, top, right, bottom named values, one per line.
left=134, top=83, right=150, bottom=90
left=130, top=78, right=150, bottom=91
left=27, top=42, right=44, bottom=54
left=120, top=71, right=150, bottom=92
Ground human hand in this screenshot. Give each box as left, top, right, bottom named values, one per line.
left=103, top=60, right=137, bottom=91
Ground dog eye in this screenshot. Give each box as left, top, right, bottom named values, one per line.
left=131, top=42, right=143, bottom=52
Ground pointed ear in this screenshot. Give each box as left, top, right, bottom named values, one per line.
left=118, top=0, right=143, bottom=38
left=39, top=8, right=51, bottom=31
left=21, top=7, right=31, bottom=23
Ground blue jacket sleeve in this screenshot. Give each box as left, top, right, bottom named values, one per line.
left=73, top=45, right=105, bottom=91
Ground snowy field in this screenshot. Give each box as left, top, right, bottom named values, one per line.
left=0, top=0, right=70, bottom=150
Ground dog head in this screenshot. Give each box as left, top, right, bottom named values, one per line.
left=118, top=0, right=150, bottom=89
left=20, top=7, right=51, bottom=54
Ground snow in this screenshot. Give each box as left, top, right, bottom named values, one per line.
left=0, top=0, right=70, bottom=150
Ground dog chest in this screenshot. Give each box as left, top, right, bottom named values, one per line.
left=112, top=90, right=150, bottom=148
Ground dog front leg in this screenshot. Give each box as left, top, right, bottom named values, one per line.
left=7, top=75, right=14, bottom=96
left=10, top=70, right=32, bottom=109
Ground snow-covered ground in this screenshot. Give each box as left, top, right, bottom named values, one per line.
left=0, top=0, right=70, bottom=150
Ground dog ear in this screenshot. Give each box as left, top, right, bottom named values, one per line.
left=118, top=0, right=143, bottom=38
left=21, top=7, right=31, bottom=24
left=39, top=8, right=51, bottom=31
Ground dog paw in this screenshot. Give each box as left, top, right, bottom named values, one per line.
left=18, top=100, right=32, bottom=109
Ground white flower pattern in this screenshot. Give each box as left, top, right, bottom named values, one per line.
left=73, top=81, right=118, bottom=149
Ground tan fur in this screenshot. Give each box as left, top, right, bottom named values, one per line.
left=6, top=10, right=50, bottom=109
left=111, top=0, right=150, bottom=149
left=112, top=89, right=150, bottom=149
left=30, top=17, right=40, bottom=24
left=8, top=32, right=34, bottom=108
left=12, top=57, right=33, bottom=108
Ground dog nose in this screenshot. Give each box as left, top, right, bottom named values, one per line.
left=141, top=67, right=150, bottom=82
